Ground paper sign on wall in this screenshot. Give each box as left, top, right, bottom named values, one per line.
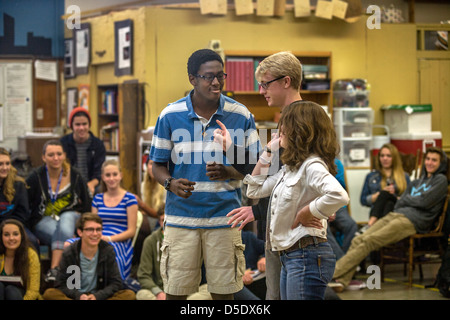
left=315, top=0, right=333, bottom=19
left=294, top=0, right=311, bottom=17
left=332, top=0, right=348, bottom=19
left=235, top=0, right=254, bottom=15
left=257, top=0, right=274, bottom=16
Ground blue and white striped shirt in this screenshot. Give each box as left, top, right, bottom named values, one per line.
left=150, top=92, right=260, bottom=229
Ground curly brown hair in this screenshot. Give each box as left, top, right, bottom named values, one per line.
left=278, top=101, right=338, bottom=175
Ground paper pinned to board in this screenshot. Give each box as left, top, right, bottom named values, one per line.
left=199, top=0, right=215, bottom=14
left=256, top=0, right=274, bottom=16
left=332, top=0, right=348, bottom=19
left=34, top=60, right=57, bottom=82
left=315, top=0, right=333, bottom=19
left=235, top=0, right=254, bottom=15
left=200, top=0, right=227, bottom=15
left=294, top=0, right=311, bottom=17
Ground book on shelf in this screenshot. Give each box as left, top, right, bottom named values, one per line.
left=0, top=275, right=23, bottom=287
left=225, top=57, right=254, bottom=92
left=101, top=89, right=117, bottom=114
left=100, top=122, right=120, bottom=152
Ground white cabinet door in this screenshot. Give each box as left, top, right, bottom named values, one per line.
left=346, top=168, right=371, bottom=223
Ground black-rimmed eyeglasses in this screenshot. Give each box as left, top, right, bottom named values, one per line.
left=83, top=227, right=103, bottom=234
left=195, top=73, right=227, bottom=82
left=258, top=76, right=286, bottom=90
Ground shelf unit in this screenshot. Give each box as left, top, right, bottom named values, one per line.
left=224, top=50, right=332, bottom=121
left=98, top=84, right=120, bottom=156
left=334, top=107, right=374, bottom=168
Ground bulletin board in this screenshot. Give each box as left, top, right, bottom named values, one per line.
left=0, top=59, right=33, bottom=151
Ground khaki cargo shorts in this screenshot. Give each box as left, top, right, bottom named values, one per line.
left=160, top=226, right=245, bottom=296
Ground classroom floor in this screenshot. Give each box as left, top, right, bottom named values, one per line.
left=336, top=262, right=447, bottom=300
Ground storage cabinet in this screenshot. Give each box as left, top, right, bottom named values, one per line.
left=334, top=108, right=374, bottom=168
left=224, top=51, right=332, bottom=121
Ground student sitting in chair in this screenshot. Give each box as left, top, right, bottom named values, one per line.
left=330, top=146, right=448, bottom=292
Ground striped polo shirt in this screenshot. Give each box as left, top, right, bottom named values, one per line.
left=150, top=91, right=260, bottom=229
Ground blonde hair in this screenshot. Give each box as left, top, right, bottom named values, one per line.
left=279, top=101, right=338, bottom=175
left=0, top=148, right=26, bottom=203
left=142, top=161, right=165, bottom=211
left=376, top=143, right=407, bottom=195
left=255, top=51, right=303, bottom=91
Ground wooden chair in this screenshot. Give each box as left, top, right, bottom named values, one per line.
left=379, top=187, right=450, bottom=286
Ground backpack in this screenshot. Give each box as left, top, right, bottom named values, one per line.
left=436, top=237, right=450, bottom=298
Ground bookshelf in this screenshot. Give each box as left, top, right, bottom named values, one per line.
left=224, top=51, right=332, bottom=121
left=98, top=85, right=119, bottom=155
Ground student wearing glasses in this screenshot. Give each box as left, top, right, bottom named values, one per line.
left=43, top=213, right=135, bottom=300
left=65, top=159, right=138, bottom=282
left=150, top=48, right=260, bottom=300
left=213, top=51, right=304, bottom=300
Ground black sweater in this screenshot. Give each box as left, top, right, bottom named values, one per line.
left=26, top=165, right=91, bottom=228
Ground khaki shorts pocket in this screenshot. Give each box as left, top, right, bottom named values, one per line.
left=160, top=242, right=170, bottom=284
left=234, top=242, right=246, bottom=281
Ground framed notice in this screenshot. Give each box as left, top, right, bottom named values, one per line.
left=64, top=38, right=75, bottom=79
left=74, top=23, right=90, bottom=75
left=114, top=19, right=133, bottom=76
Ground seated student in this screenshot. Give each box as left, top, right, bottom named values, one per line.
left=26, top=140, right=91, bottom=282
left=66, top=159, right=138, bottom=281
left=331, top=147, right=448, bottom=292
left=0, top=219, right=41, bottom=300
left=360, top=143, right=411, bottom=230
left=136, top=159, right=165, bottom=222
left=43, top=213, right=135, bottom=300
left=234, top=230, right=266, bottom=300
left=136, top=208, right=211, bottom=300
left=131, top=159, right=166, bottom=273
left=328, top=159, right=358, bottom=260
left=0, top=148, right=38, bottom=250
left=60, top=107, right=106, bottom=196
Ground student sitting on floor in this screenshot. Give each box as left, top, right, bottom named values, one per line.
left=43, top=213, right=135, bottom=300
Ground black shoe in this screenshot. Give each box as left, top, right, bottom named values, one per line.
left=45, top=267, right=59, bottom=282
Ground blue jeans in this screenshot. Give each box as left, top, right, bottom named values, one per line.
left=279, top=241, right=335, bottom=300
left=328, top=207, right=358, bottom=260
left=33, top=211, right=80, bottom=251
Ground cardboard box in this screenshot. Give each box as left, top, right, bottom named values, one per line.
left=382, top=104, right=432, bottom=134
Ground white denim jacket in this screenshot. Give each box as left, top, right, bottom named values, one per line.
left=244, top=155, right=349, bottom=251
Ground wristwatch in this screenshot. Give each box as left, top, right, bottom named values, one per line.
left=164, top=177, right=175, bottom=191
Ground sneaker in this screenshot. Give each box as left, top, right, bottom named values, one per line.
left=328, top=281, right=345, bottom=293
left=355, top=224, right=370, bottom=236
left=45, top=267, right=59, bottom=282
left=347, top=279, right=366, bottom=291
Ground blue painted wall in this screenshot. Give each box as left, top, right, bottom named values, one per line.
left=0, top=0, right=65, bottom=57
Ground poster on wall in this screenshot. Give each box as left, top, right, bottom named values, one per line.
left=77, top=84, right=89, bottom=109
left=64, top=38, right=75, bottom=79
left=114, top=19, right=133, bottom=76
left=74, top=23, right=90, bottom=75
left=66, top=88, right=78, bottom=126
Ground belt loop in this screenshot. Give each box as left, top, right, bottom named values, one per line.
left=313, top=236, right=318, bottom=247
